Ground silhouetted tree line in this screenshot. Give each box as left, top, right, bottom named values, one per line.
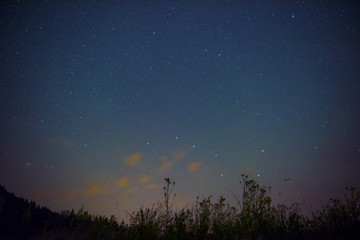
left=0, top=185, right=57, bottom=239
left=0, top=185, right=120, bottom=239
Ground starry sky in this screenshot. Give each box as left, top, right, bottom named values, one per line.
left=1, top=1, right=360, bottom=220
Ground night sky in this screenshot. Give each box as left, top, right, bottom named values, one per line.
left=1, top=1, right=360, bottom=220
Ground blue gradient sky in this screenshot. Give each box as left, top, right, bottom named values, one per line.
left=1, top=1, right=359, bottom=220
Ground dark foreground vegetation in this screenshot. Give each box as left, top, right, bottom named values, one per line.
left=1, top=175, right=359, bottom=240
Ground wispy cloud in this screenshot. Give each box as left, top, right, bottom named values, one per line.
left=138, top=175, right=150, bottom=184
left=158, top=150, right=187, bottom=173
left=126, top=187, right=135, bottom=194
left=173, top=150, right=186, bottom=160
left=84, top=185, right=103, bottom=196
left=115, top=177, right=130, bottom=188
left=124, top=152, right=142, bottom=166
left=160, top=160, right=174, bottom=173
left=188, top=162, right=201, bottom=173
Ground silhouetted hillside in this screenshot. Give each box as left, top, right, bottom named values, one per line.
left=0, top=185, right=58, bottom=239
left=0, top=185, right=120, bottom=240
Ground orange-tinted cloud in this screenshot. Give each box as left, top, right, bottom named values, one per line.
left=124, top=152, right=142, bottom=166
left=160, top=161, right=174, bottom=173
left=138, top=175, right=150, bottom=184
left=173, top=150, right=186, bottom=160
left=84, top=185, right=102, bottom=196
left=126, top=187, right=135, bottom=194
left=188, top=162, right=200, bottom=173
left=116, top=177, right=130, bottom=188
left=158, top=150, right=187, bottom=173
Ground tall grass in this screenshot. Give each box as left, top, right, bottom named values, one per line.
left=123, top=175, right=360, bottom=240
